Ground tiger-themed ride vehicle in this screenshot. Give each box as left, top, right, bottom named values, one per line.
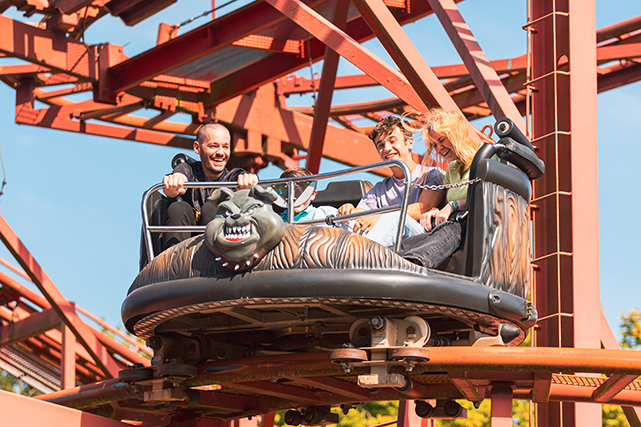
left=118, top=118, right=544, bottom=422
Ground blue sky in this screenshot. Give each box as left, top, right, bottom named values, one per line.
left=0, top=0, right=639, bottom=341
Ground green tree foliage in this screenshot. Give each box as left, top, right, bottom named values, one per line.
left=600, top=309, right=641, bottom=427
left=435, top=399, right=531, bottom=427
left=620, top=309, right=641, bottom=350
left=0, top=371, right=41, bottom=396
left=602, top=404, right=629, bottom=427
left=338, top=402, right=399, bottom=427
left=274, top=402, right=399, bottom=427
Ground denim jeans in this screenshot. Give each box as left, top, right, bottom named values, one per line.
left=398, top=221, right=462, bottom=268
left=359, top=211, right=426, bottom=248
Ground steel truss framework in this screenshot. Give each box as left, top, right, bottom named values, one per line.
left=0, top=0, right=640, bottom=426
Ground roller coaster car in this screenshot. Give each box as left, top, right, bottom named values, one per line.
left=121, top=119, right=544, bottom=396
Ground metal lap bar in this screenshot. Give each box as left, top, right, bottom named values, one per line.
left=141, top=160, right=411, bottom=262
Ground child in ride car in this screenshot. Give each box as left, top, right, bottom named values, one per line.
left=274, top=167, right=348, bottom=229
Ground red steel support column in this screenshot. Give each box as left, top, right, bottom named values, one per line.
left=261, top=413, right=276, bottom=427
left=306, top=0, right=350, bottom=174
left=567, top=0, right=600, bottom=351
left=398, top=400, right=430, bottom=427
left=491, top=384, right=514, bottom=427
left=567, top=0, right=602, bottom=418
left=426, top=0, right=526, bottom=130
left=61, top=322, right=77, bottom=389
left=530, top=0, right=600, bottom=424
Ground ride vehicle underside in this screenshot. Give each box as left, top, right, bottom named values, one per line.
left=119, top=119, right=545, bottom=421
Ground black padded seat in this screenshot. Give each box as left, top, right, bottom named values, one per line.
left=313, top=180, right=373, bottom=208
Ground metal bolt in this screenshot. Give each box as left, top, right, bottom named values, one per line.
left=216, top=346, right=227, bottom=359
left=371, top=316, right=386, bottom=331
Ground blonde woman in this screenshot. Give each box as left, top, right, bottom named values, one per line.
left=400, top=108, right=483, bottom=268
left=417, top=108, right=481, bottom=232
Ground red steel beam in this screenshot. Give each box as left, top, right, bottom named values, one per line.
left=15, top=83, right=193, bottom=149
left=265, top=0, right=428, bottom=111
left=597, top=61, right=641, bottom=92
left=597, top=14, right=641, bottom=43
left=0, top=270, right=51, bottom=310
left=422, top=347, right=641, bottom=374
left=224, top=381, right=323, bottom=404
left=0, top=213, right=120, bottom=378
left=232, top=34, right=304, bottom=56
left=1, top=389, right=131, bottom=426
left=427, top=0, right=526, bottom=130
left=189, top=390, right=261, bottom=411
left=293, top=376, right=374, bottom=400
left=597, top=43, right=641, bottom=63
left=104, top=0, right=293, bottom=100
left=35, top=83, right=94, bottom=101
left=600, top=311, right=641, bottom=424
left=592, top=374, right=640, bottom=403
left=351, top=0, right=461, bottom=112
left=278, top=74, right=380, bottom=95
left=34, top=349, right=641, bottom=413
left=547, top=383, right=641, bottom=408
left=0, top=15, right=97, bottom=81
left=206, top=1, right=447, bottom=107
left=54, top=0, right=94, bottom=15
left=0, top=266, right=150, bottom=365
left=449, top=371, right=484, bottom=401
left=306, top=0, right=349, bottom=174
left=278, top=54, right=529, bottom=95
left=0, top=307, right=59, bottom=346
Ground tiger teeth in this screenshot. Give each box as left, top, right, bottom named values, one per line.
left=224, top=224, right=252, bottom=241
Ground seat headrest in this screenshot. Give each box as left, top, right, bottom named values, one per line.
left=495, top=137, right=545, bottom=180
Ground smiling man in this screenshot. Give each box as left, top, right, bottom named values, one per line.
left=337, top=116, right=444, bottom=247
left=161, top=123, right=258, bottom=250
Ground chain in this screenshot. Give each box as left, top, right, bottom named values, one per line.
left=411, top=177, right=482, bottom=191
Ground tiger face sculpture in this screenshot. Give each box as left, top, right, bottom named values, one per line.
left=205, top=185, right=285, bottom=272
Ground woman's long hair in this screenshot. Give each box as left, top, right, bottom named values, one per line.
left=404, top=109, right=480, bottom=171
